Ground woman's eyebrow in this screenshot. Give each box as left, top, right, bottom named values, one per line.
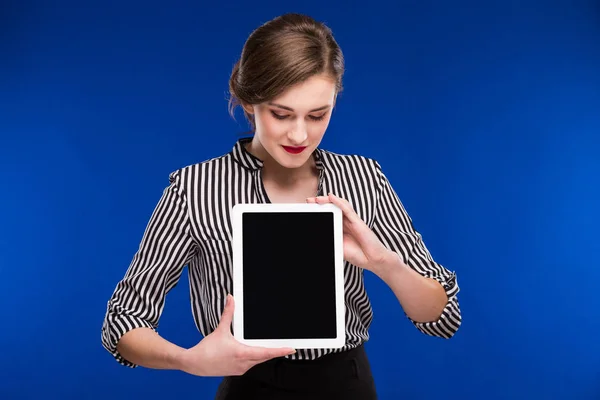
left=268, top=102, right=331, bottom=112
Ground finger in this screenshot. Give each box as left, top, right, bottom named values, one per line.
left=313, top=195, right=332, bottom=204
left=244, top=345, right=296, bottom=362
left=261, top=347, right=296, bottom=362
left=216, top=294, right=235, bottom=333
left=327, top=193, right=362, bottom=224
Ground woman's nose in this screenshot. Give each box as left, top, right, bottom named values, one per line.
left=287, top=121, right=308, bottom=144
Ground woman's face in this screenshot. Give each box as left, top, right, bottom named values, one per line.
left=245, top=74, right=337, bottom=169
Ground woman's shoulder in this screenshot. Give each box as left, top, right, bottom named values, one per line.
left=167, top=150, right=240, bottom=181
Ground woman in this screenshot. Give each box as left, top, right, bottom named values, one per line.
left=101, top=13, right=461, bottom=400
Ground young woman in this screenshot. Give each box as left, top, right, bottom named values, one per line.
left=101, top=13, right=461, bottom=400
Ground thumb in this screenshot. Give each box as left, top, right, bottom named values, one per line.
left=217, top=294, right=235, bottom=333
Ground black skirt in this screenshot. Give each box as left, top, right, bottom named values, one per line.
left=214, top=344, right=378, bottom=400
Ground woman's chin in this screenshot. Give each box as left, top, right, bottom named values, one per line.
left=270, top=148, right=311, bottom=168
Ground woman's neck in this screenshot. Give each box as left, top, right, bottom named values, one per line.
left=246, top=138, right=317, bottom=186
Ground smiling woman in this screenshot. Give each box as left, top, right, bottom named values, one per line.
left=101, top=12, right=461, bottom=400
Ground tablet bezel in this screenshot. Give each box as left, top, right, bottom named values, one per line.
left=231, top=202, right=346, bottom=349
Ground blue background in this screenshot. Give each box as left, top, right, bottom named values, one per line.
left=1, top=1, right=599, bottom=399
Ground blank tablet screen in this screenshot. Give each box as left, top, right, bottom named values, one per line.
left=241, top=212, right=337, bottom=340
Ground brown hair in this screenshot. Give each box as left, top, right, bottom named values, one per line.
left=228, top=13, right=344, bottom=131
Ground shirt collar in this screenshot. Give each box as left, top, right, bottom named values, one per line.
left=231, top=137, right=324, bottom=172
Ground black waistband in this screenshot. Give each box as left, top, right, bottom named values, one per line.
left=242, top=345, right=368, bottom=389
left=275, top=345, right=365, bottom=366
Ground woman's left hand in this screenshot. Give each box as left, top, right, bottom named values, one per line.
left=306, top=193, right=393, bottom=273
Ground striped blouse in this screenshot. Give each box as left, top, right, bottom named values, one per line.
left=101, top=137, right=461, bottom=367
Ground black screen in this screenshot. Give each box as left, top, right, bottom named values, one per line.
left=241, top=212, right=337, bottom=340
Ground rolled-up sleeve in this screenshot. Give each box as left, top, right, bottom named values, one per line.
left=371, top=161, right=461, bottom=339
left=101, top=169, right=197, bottom=367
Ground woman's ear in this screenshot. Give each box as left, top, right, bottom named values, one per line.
left=241, top=102, right=254, bottom=115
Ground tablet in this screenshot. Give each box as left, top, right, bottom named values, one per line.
left=231, top=202, right=346, bottom=349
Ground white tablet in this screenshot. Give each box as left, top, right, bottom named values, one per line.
left=231, top=202, right=346, bottom=349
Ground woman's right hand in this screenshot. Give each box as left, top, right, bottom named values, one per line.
left=176, top=294, right=296, bottom=377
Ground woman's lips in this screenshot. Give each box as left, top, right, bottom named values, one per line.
left=282, top=145, right=307, bottom=154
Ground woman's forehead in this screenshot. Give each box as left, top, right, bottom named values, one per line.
left=269, top=75, right=337, bottom=111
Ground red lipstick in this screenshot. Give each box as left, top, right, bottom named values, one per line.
left=282, top=146, right=307, bottom=154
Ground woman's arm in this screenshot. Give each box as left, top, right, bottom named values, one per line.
left=114, top=296, right=296, bottom=376
left=370, top=161, right=461, bottom=338
left=101, top=169, right=196, bottom=367
left=115, top=327, right=187, bottom=370
left=372, top=251, right=450, bottom=323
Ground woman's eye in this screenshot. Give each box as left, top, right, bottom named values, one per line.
left=270, top=111, right=288, bottom=120
left=270, top=110, right=327, bottom=121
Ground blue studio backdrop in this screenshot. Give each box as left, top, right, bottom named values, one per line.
left=1, top=1, right=599, bottom=399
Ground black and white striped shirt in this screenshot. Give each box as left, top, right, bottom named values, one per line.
left=101, top=137, right=461, bottom=367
